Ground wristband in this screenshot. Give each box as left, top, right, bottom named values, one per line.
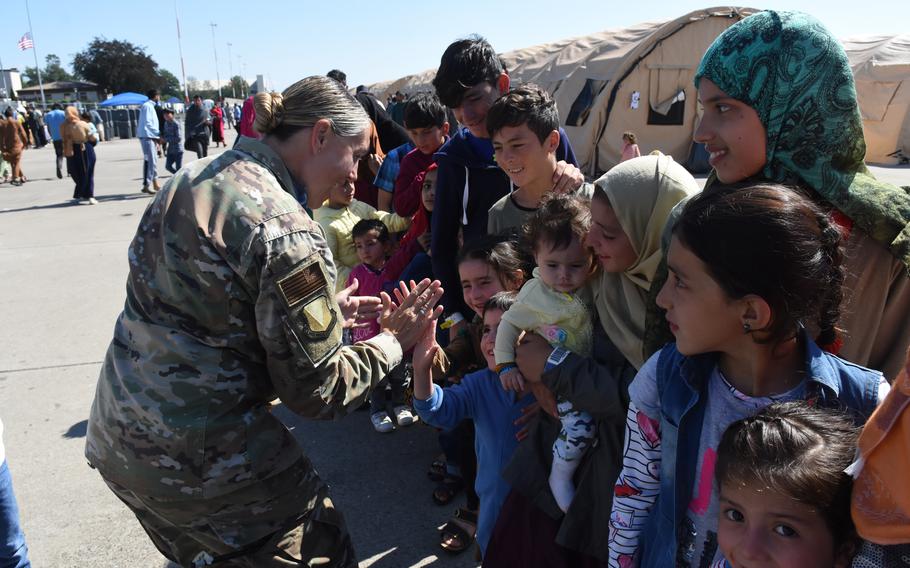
left=440, top=311, right=465, bottom=330
left=496, top=363, right=517, bottom=376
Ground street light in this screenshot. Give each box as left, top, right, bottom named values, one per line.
left=227, top=42, right=235, bottom=98
left=209, top=22, right=221, bottom=98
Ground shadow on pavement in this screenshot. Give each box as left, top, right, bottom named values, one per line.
left=63, top=420, right=87, bottom=439
left=0, top=193, right=152, bottom=214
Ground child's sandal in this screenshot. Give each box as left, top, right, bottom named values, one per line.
left=439, top=507, right=477, bottom=555
left=432, top=475, right=464, bottom=506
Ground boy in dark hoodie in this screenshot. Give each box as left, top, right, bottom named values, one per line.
left=431, top=36, right=583, bottom=320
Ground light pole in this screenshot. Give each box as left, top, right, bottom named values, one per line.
left=227, top=42, right=235, bottom=98
left=209, top=22, right=221, bottom=98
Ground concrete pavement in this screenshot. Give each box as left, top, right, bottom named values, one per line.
left=0, top=132, right=479, bottom=568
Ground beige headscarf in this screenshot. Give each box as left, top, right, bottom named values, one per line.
left=592, top=154, right=700, bottom=369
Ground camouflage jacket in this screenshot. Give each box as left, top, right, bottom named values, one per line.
left=86, top=137, right=402, bottom=499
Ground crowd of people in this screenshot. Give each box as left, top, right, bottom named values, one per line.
left=2, top=8, right=909, bottom=568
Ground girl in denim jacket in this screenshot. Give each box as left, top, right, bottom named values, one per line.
left=607, top=184, right=888, bottom=568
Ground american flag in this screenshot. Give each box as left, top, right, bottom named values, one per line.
left=17, top=33, right=33, bottom=51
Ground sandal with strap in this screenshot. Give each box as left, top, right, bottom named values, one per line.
left=427, top=456, right=446, bottom=482
left=432, top=475, right=464, bottom=506
left=439, top=508, right=477, bottom=555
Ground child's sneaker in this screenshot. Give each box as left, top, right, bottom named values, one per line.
left=371, top=411, right=395, bottom=433
left=393, top=405, right=418, bottom=427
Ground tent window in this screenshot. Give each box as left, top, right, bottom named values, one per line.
left=566, top=78, right=607, bottom=127
left=648, top=96, right=684, bottom=125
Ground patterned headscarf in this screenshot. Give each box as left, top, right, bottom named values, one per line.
left=695, top=10, right=910, bottom=273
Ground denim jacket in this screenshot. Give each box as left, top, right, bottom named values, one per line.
left=639, top=330, right=882, bottom=567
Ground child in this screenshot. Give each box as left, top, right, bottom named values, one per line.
left=714, top=402, right=860, bottom=568
left=392, top=93, right=449, bottom=217
left=314, top=179, right=410, bottom=292
left=412, top=291, right=535, bottom=557
left=608, top=183, right=887, bottom=568
left=347, top=219, right=423, bottom=433
left=486, top=85, right=594, bottom=237
left=427, top=235, right=527, bottom=554
left=161, top=109, right=184, bottom=174
left=620, top=132, right=640, bottom=162
left=677, top=9, right=910, bottom=380
left=430, top=36, right=583, bottom=321
left=397, top=164, right=437, bottom=285
left=494, top=193, right=595, bottom=513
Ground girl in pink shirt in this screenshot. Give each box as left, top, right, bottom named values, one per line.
left=621, top=131, right=641, bottom=162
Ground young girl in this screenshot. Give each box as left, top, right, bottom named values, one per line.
left=494, top=193, right=595, bottom=513
left=608, top=184, right=887, bottom=568
left=679, top=9, right=910, bottom=380
left=714, top=402, right=860, bottom=568
left=397, top=164, right=437, bottom=285
left=347, top=219, right=423, bottom=432
left=620, top=132, right=641, bottom=163
left=412, top=292, right=535, bottom=558
left=429, top=235, right=526, bottom=555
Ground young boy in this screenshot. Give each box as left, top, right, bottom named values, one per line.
left=348, top=219, right=422, bottom=433
left=430, top=36, right=583, bottom=320
left=412, top=292, right=535, bottom=557
left=161, top=109, right=184, bottom=174
left=314, top=179, right=411, bottom=292
left=486, top=86, right=594, bottom=237
left=392, top=93, right=449, bottom=217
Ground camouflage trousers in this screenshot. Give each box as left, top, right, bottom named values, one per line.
left=104, top=463, right=356, bottom=567
left=553, top=399, right=595, bottom=463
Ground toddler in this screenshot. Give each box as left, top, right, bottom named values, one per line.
left=348, top=219, right=422, bottom=433
left=494, top=193, right=595, bottom=512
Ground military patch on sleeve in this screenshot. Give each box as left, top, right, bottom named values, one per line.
left=277, top=260, right=327, bottom=308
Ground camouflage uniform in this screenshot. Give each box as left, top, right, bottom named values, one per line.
left=85, top=136, right=402, bottom=567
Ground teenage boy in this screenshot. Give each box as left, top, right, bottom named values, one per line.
left=393, top=93, right=449, bottom=216
left=431, top=36, right=583, bottom=319
left=486, top=86, right=594, bottom=236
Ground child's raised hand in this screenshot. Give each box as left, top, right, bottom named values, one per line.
left=499, top=367, right=526, bottom=393
left=412, top=318, right=440, bottom=401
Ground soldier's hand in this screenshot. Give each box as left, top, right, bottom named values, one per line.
left=336, top=278, right=383, bottom=329
left=379, top=279, right=443, bottom=352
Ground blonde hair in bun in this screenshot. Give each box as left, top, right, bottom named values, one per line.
left=252, top=76, right=369, bottom=140
left=253, top=91, right=284, bottom=134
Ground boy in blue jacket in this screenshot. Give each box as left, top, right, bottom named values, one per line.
left=430, top=36, right=584, bottom=320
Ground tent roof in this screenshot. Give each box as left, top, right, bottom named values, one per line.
left=99, top=92, right=148, bottom=107
left=843, top=34, right=910, bottom=77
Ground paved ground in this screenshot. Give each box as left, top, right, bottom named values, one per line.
left=0, top=131, right=479, bottom=568
left=1, top=132, right=908, bottom=568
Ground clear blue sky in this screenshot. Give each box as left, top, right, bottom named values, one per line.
left=3, top=0, right=907, bottom=94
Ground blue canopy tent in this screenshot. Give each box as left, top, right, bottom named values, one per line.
left=166, top=96, right=181, bottom=104
left=99, top=92, right=148, bottom=107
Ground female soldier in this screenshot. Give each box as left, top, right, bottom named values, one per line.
left=86, top=76, right=442, bottom=567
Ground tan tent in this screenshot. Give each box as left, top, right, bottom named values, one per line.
left=845, top=35, right=910, bottom=165
left=371, top=7, right=910, bottom=173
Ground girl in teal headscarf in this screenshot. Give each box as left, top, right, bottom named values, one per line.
left=692, top=10, right=910, bottom=380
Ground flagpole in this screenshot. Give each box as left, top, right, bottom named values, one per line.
left=24, top=0, right=46, bottom=110
left=174, top=0, right=188, bottom=103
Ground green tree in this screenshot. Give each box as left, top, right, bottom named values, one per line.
left=229, top=75, right=249, bottom=98
left=73, top=38, right=160, bottom=94
left=158, top=69, right=182, bottom=99
left=22, top=53, right=75, bottom=87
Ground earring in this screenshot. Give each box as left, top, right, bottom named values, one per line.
left=742, top=323, right=751, bottom=333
